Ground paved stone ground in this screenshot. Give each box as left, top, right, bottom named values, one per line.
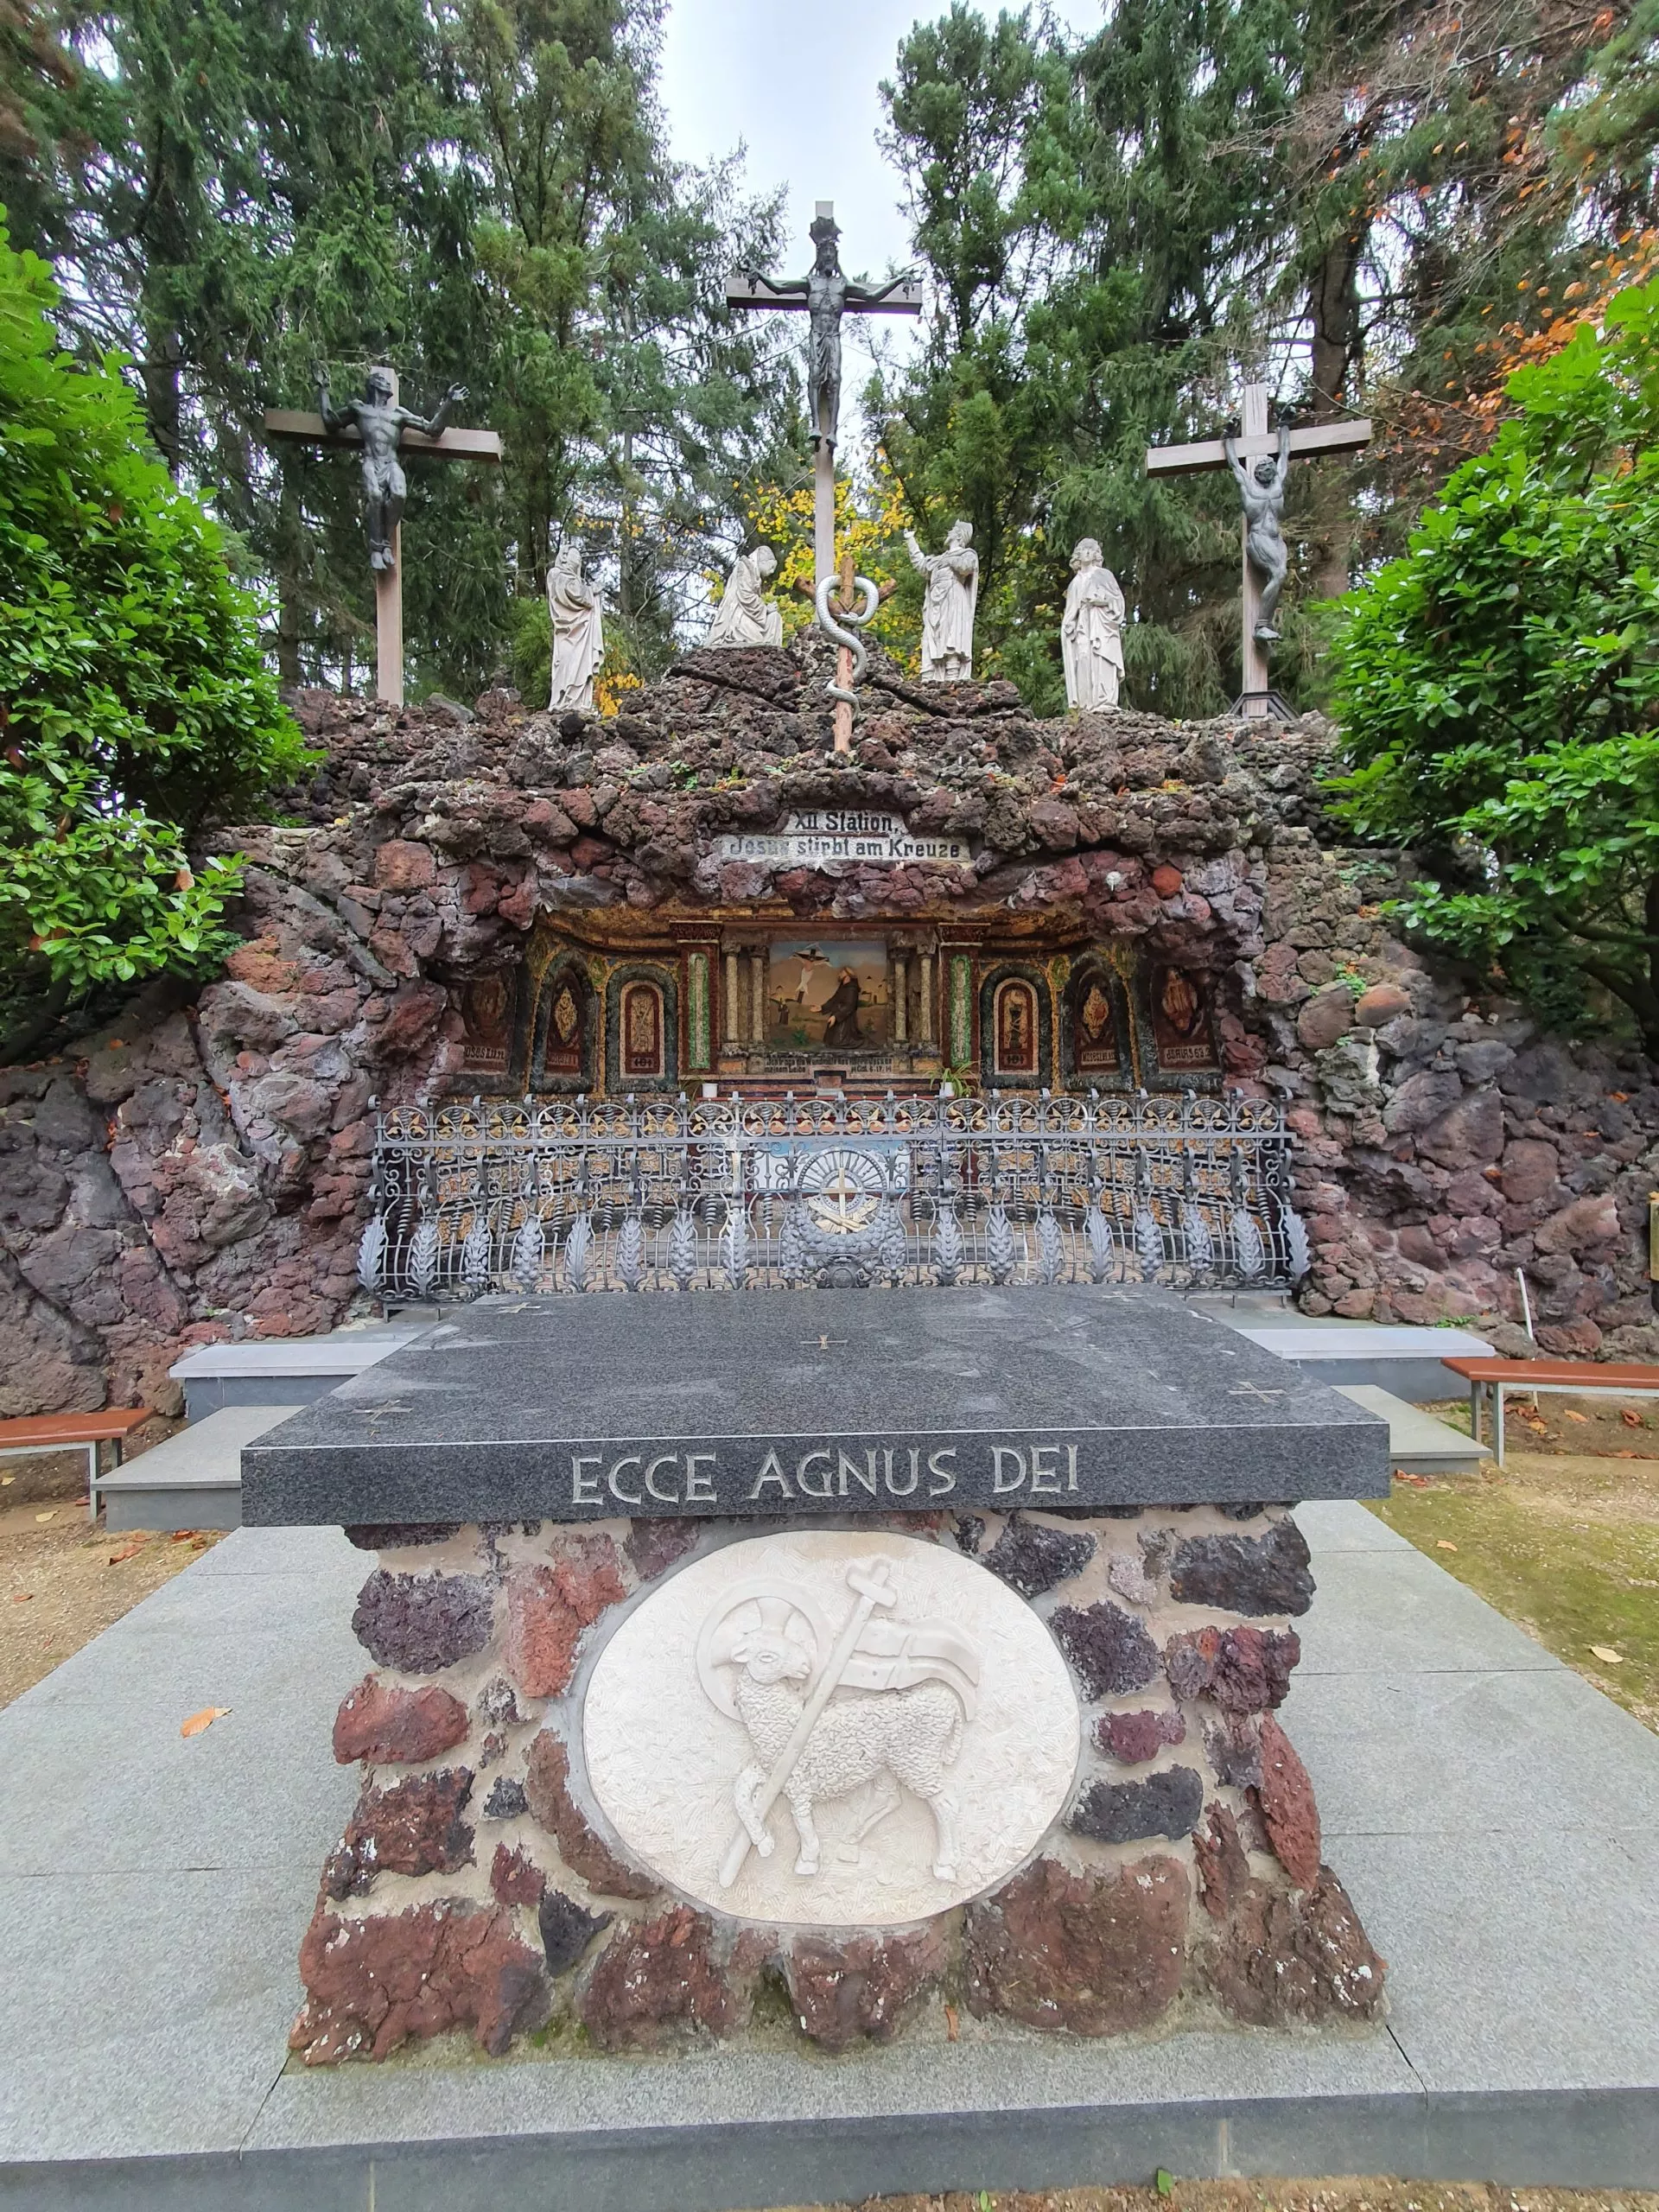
left=1, top=1504, right=1656, bottom=2207
left=779, top=2188, right=1659, bottom=2212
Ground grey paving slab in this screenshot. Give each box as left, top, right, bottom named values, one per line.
left=1334, top=1384, right=1490, bottom=1474
left=0, top=1869, right=310, bottom=2164
left=1295, top=1498, right=1414, bottom=1553
left=187, top=1525, right=364, bottom=1580
left=1286, top=1662, right=1659, bottom=1836
left=1294, top=1547, right=1566, bottom=1675
left=1333, top=1829, right=1659, bottom=2096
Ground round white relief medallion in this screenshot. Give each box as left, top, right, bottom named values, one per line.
left=582, top=1528, right=1081, bottom=1927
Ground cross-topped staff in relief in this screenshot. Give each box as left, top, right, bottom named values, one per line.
left=1146, top=384, right=1370, bottom=719
left=264, top=366, right=503, bottom=708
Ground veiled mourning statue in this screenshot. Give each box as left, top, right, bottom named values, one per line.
left=547, top=545, right=605, bottom=714
left=706, top=546, right=783, bottom=650
left=1061, top=538, right=1126, bottom=711
left=906, top=519, right=978, bottom=683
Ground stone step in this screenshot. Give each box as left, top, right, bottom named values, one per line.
left=1333, top=1382, right=1491, bottom=1476
left=168, top=1325, right=427, bottom=1420
left=98, top=1406, right=298, bottom=1533
left=1222, top=1319, right=1496, bottom=1402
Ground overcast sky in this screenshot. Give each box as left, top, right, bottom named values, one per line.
left=658, top=0, right=1108, bottom=385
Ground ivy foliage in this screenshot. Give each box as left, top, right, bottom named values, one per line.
left=1332, top=281, right=1659, bottom=1050
left=0, top=220, right=307, bottom=1052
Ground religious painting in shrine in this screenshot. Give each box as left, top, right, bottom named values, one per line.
left=620, top=982, right=664, bottom=1078
left=766, top=940, right=891, bottom=1054
left=604, top=963, right=677, bottom=1092
left=455, top=971, right=517, bottom=1078
left=1147, top=963, right=1221, bottom=1075
left=531, top=960, right=594, bottom=1088
left=1064, top=962, right=1130, bottom=1084
left=977, top=965, right=1051, bottom=1086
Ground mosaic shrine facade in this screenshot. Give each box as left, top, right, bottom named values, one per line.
left=452, top=918, right=1225, bottom=1100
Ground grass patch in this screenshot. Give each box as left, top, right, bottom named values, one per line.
left=1367, top=1454, right=1659, bottom=1731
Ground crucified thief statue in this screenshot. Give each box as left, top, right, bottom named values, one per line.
left=1224, top=416, right=1291, bottom=642
left=316, top=365, right=466, bottom=572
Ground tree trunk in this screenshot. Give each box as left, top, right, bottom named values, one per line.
left=1308, top=230, right=1365, bottom=601
left=142, top=327, right=184, bottom=476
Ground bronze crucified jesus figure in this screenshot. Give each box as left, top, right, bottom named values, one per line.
left=316, top=365, right=466, bottom=572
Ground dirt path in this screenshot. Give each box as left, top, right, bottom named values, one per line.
left=0, top=1445, right=222, bottom=1709
left=769, top=2180, right=1659, bottom=2212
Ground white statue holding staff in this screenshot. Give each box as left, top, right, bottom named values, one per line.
left=1061, top=537, right=1126, bottom=710
left=705, top=545, right=784, bottom=650
left=547, top=543, right=605, bottom=713
left=905, top=519, right=978, bottom=683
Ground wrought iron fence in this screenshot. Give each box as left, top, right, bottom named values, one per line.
left=357, top=1090, right=1310, bottom=1303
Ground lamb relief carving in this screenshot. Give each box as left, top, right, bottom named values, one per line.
left=698, top=1560, right=981, bottom=1888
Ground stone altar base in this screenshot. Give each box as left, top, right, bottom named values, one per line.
left=294, top=1503, right=1382, bottom=2066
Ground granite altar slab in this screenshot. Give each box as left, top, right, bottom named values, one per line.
left=241, top=1287, right=1387, bottom=1526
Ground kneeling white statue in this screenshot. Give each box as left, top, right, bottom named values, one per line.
left=906, top=518, right=978, bottom=683
left=706, top=545, right=783, bottom=650
left=1062, top=537, right=1125, bottom=711
left=547, top=544, right=605, bottom=714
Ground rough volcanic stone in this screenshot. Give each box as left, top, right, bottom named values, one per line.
left=1167, top=1521, right=1314, bottom=1618
left=784, top=1926, right=949, bottom=2051
left=625, top=1517, right=701, bottom=1581
left=331, top=1675, right=470, bottom=1766
left=964, top=1853, right=1189, bottom=2036
left=502, top=1535, right=627, bottom=1699
left=1095, top=1707, right=1185, bottom=1764
left=952, top=1515, right=985, bottom=1555
left=1355, top=982, right=1411, bottom=1027
left=476, top=1676, right=524, bottom=1729
left=982, top=1516, right=1096, bottom=1597
left=1107, top=1549, right=1159, bottom=1605
left=1256, top=1711, right=1321, bottom=1887
left=482, top=1777, right=528, bottom=1820
left=1050, top=1599, right=1160, bottom=1698
left=577, top=1906, right=747, bottom=2050
left=1207, top=1872, right=1386, bottom=2025
left=490, top=1842, right=546, bottom=1907
left=1296, top=986, right=1354, bottom=1052
left=524, top=1730, right=657, bottom=1900
left=1163, top=1624, right=1300, bottom=1711
left=352, top=1569, right=494, bottom=1673
left=1192, top=1801, right=1250, bottom=1921
left=1205, top=1715, right=1263, bottom=1789
left=291, top=1897, right=545, bottom=2062
left=538, top=1889, right=613, bottom=1978
left=324, top=1769, right=475, bottom=1897
left=343, top=1522, right=461, bottom=1551
left=1068, top=1765, right=1204, bottom=1844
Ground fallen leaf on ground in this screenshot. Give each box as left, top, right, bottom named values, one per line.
left=34, top=1510, right=54, bottom=1523
left=10, top=1592, right=32, bottom=1603
left=1589, top=1645, right=1624, bottom=1664
left=944, top=2002, right=960, bottom=2042
left=1564, top=1409, right=1588, bottom=1423
left=107, top=1541, right=144, bottom=1565
left=1437, top=1539, right=1459, bottom=1551
left=1612, top=1449, right=1640, bottom=1459
left=1395, top=1471, right=1430, bottom=1486
left=180, top=1706, right=230, bottom=1738
left=168, top=1529, right=201, bottom=1543
left=0, top=1473, right=13, bottom=1485
left=1621, top=1407, right=1645, bottom=1427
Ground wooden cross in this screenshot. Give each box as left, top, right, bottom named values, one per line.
left=726, top=200, right=922, bottom=589
left=264, top=366, right=503, bottom=707
left=1146, top=383, right=1370, bottom=718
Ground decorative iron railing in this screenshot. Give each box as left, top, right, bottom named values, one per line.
left=357, top=1090, right=1310, bottom=1303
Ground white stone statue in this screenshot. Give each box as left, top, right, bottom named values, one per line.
left=546, top=544, right=605, bottom=713
left=905, top=519, right=978, bottom=683
left=1061, top=537, right=1126, bottom=711
left=705, top=545, right=783, bottom=650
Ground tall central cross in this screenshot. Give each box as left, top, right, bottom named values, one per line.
left=1146, top=384, right=1371, bottom=718
left=264, top=366, right=503, bottom=707
left=726, top=202, right=922, bottom=589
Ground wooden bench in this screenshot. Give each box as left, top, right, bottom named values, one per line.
left=0, top=1409, right=150, bottom=1520
left=1440, top=1356, right=1659, bottom=1467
